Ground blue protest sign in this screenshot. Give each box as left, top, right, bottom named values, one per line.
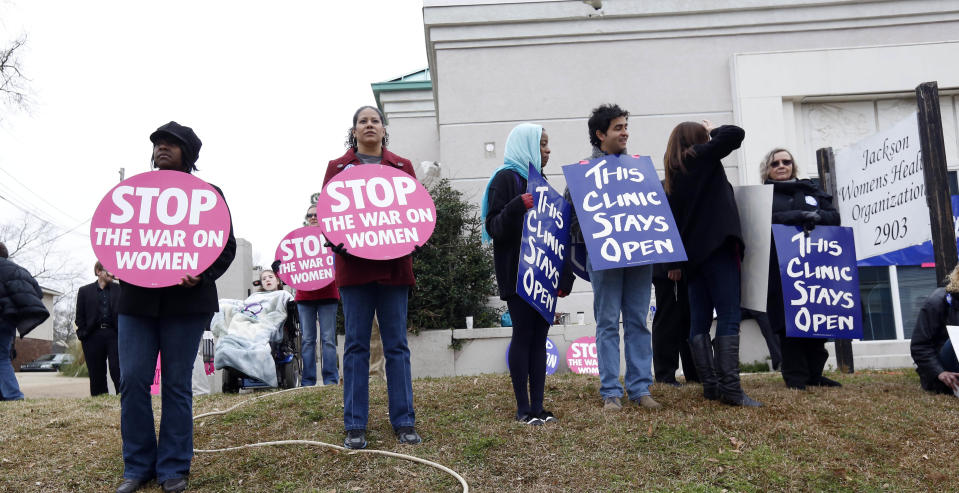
left=562, top=154, right=686, bottom=271
left=570, top=242, right=590, bottom=282
left=772, top=224, right=863, bottom=339
left=516, top=165, right=572, bottom=323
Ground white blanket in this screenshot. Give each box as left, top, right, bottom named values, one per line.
left=211, top=290, right=294, bottom=387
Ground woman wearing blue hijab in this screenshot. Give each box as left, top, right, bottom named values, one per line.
left=482, top=123, right=556, bottom=426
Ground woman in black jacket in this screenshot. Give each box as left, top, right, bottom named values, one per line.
left=482, top=122, right=557, bottom=426
left=663, top=120, right=761, bottom=407
left=760, top=148, right=842, bottom=390
left=114, top=122, right=236, bottom=493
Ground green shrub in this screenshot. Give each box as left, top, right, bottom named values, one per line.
left=408, top=179, right=500, bottom=332
left=739, top=360, right=772, bottom=373
left=59, top=339, right=88, bottom=378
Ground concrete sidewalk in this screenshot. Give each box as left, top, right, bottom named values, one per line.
left=13, top=371, right=113, bottom=399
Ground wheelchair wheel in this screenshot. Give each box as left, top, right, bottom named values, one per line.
left=221, top=367, right=240, bottom=394
left=280, top=355, right=301, bottom=389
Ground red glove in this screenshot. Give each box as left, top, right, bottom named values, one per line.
left=558, top=289, right=569, bottom=298
left=521, top=193, right=534, bottom=209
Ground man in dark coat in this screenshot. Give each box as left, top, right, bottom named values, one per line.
left=911, top=265, right=959, bottom=396
left=76, top=261, right=121, bottom=396
left=0, top=241, right=51, bottom=400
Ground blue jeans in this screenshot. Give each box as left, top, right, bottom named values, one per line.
left=587, top=257, right=653, bottom=400
left=688, top=245, right=741, bottom=339
left=297, top=302, right=339, bottom=386
left=340, top=283, right=415, bottom=431
left=0, top=322, right=24, bottom=401
left=942, top=339, right=959, bottom=373
left=118, top=313, right=207, bottom=483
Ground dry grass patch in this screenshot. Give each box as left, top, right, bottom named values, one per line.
left=0, top=370, right=957, bottom=492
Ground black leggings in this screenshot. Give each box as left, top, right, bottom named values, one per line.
left=506, top=295, right=549, bottom=418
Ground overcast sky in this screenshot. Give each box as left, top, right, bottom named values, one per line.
left=0, top=0, right=428, bottom=278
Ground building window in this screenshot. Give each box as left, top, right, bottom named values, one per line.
left=858, top=266, right=895, bottom=340
left=896, top=265, right=939, bottom=340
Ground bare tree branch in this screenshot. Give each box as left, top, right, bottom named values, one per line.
left=0, top=34, right=30, bottom=115
left=1, top=211, right=84, bottom=287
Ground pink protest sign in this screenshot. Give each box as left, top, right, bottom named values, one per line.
left=274, top=226, right=335, bottom=290
left=316, top=164, right=436, bottom=260
left=90, top=170, right=232, bottom=288
left=566, top=336, right=599, bottom=375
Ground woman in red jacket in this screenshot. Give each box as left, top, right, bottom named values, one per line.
left=295, top=204, right=340, bottom=387
left=323, top=106, right=420, bottom=450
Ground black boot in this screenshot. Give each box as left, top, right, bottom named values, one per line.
left=715, top=335, right=762, bottom=407
left=780, top=335, right=810, bottom=390
left=806, top=339, right=838, bottom=387
left=810, top=375, right=842, bottom=387
left=688, top=334, right=719, bottom=400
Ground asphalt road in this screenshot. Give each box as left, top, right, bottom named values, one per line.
left=13, top=370, right=115, bottom=399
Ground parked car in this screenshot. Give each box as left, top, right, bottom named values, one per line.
left=20, top=353, right=75, bottom=372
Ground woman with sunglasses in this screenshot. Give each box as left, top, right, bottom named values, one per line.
left=760, top=148, right=841, bottom=390
left=294, top=204, right=341, bottom=387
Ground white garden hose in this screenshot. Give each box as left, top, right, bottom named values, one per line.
left=193, top=385, right=469, bottom=492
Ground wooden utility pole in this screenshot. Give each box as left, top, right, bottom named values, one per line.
left=915, top=81, right=958, bottom=286
left=816, top=146, right=855, bottom=373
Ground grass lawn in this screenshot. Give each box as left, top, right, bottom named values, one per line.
left=1, top=370, right=956, bottom=492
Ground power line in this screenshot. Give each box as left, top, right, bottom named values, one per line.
left=48, top=216, right=91, bottom=242
left=0, top=192, right=89, bottom=240
left=0, top=165, right=84, bottom=223
left=0, top=189, right=62, bottom=226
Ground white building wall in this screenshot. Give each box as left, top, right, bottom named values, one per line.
left=215, top=237, right=253, bottom=300
left=26, top=290, right=59, bottom=341
left=412, top=0, right=959, bottom=328
left=355, top=1, right=959, bottom=370
left=379, top=89, right=440, bottom=174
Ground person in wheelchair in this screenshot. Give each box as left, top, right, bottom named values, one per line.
left=212, top=269, right=298, bottom=390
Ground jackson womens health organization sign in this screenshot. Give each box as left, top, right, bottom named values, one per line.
left=834, top=112, right=931, bottom=259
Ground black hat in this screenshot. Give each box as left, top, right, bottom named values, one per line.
left=150, top=121, right=202, bottom=170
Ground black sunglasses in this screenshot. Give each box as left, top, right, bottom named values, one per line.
left=771, top=159, right=793, bottom=168
left=305, top=213, right=317, bottom=219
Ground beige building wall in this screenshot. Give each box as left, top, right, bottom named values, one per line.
left=215, top=237, right=253, bottom=300
left=404, top=0, right=959, bottom=326
left=380, top=89, right=440, bottom=172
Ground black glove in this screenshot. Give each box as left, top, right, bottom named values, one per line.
left=270, top=259, right=281, bottom=273
left=325, top=241, right=352, bottom=258
left=800, top=211, right=821, bottom=223
left=801, top=211, right=820, bottom=234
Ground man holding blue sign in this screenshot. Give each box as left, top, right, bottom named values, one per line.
left=560, top=104, right=684, bottom=410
